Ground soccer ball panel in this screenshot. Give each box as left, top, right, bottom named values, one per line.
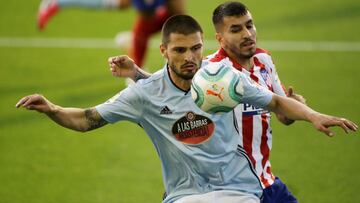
left=191, top=62, right=244, bottom=113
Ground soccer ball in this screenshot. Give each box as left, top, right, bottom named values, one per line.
left=191, top=62, right=244, bottom=113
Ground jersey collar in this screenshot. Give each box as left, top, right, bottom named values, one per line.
left=164, top=64, right=190, bottom=95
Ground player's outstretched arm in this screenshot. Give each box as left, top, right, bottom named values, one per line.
left=276, top=86, right=307, bottom=125
left=15, top=94, right=107, bottom=132
left=108, top=55, right=151, bottom=81
left=267, top=94, right=358, bottom=137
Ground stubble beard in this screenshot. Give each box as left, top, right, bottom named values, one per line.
left=231, top=44, right=256, bottom=60
left=168, top=61, right=201, bottom=80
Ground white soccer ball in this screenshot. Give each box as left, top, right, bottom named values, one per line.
left=191, top=62, right=244, bottom=113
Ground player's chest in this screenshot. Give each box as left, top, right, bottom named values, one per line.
left=146, top=94, right=199, bottom=116
left=242, top=66, right=273, bottom=91
left=146, top=95, right=219, bottom=145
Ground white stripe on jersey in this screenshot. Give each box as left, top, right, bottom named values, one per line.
left=252, top=115, right=265, bottom=187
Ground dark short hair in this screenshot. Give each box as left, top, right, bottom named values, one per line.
left=161, top=15, right=203, bottom=44
left=212, top=1, right=249, bottom=31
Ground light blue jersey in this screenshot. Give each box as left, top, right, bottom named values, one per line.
left=96, top=64, right=273, bottom=203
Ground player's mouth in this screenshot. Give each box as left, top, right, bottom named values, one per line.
left=240, top=40, right=256, bottom=49
left=181, top=62, right=197, bottom=71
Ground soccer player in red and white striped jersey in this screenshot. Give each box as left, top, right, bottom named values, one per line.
left=208, top=2, right=306, bottom=202
left=208, top=48, right=288, bottom=188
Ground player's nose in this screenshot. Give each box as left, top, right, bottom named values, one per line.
left=184, top=50, right=195, bottom=61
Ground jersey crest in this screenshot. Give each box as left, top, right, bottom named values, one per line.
left=171, top=112, right=215, bottom=144
left=260, top=68, right=272, bottom=89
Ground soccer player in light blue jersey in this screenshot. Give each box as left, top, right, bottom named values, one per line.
left=16, top=15, right=357, bottom=203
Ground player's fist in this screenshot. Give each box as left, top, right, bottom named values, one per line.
left=287, top=86, right=306, bottom=105
left=15, top=94, right=55, bottom=114
left=108, top=55, right=137, bottom=78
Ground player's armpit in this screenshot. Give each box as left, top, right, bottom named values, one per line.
left=84, top=108, right=108, bottom=131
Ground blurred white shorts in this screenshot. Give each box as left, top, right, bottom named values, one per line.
left=174, top=190, right=260, bottom=203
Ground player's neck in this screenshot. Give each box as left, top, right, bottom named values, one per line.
left=227, top=52, right=254, bottom=71
left=168, top=68, right=192, bottom=91
left=174, top=78, right=191, bottom=91
left=225, top=49, right=254, bottom=71
left=236, top=58, right=253, bottom=71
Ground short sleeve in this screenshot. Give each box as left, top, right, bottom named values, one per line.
left=270, top=64, right=287, bottom=97
left=239, top=72, right=273, bottom=108
left=95, top=85, right=143, bottom=124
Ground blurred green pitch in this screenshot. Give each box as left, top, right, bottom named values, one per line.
left=0, top=0, right=359, bottom=202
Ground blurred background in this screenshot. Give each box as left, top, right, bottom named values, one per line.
left=0, top=0, right=359, bottom=202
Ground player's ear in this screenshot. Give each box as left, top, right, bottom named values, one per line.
left=160, top=44, right=167, bottom=58
left=216, top=32, right=227, bottom=50
left=215, top=32, right=223, bottom=44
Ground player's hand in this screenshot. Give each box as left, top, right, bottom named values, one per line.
left=108, top=55, right=137, bottom=78
left=309, top=113, right=358, bottom=137
left=288, top=86, right=306, bottom=105
left=15, top=94, right=55, bottom=114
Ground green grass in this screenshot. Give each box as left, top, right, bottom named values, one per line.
left=270, top=51, right=360, bottom=202
left=0, top=0, right=359, bottom=203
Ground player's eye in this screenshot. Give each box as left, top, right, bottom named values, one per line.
left=174, top=47, right=186, bottom=53
left=230, top=27, right=241, bottom=33
left=191, top=45, right=202, bottom=51
left=246, top=23, right=254, bottom=30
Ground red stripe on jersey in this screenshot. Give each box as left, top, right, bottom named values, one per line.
left=209, top=48, right=227, bottom=62
left=242, top=116, right=256, bottom=167
left=260, top=173, right=270, bottom=188
left=253, top=57, right=265, bottom=69
left=249, top=67, right=259, bottom=83
left=260, top=114, right=271, bottom=187
left=231, top=60, right=244, bottom=71
left=209, top=48, right=246, bottom=71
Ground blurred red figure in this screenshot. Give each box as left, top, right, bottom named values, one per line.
left=37, top=0, right=185, bottom=67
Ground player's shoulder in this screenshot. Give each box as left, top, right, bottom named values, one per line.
left=205, top=49, right=227, bottom=62
left=254, top=48, right=272, bottom=58
left=254, top=48, right=274, bottom=65
left=205, top=51, right=218, bottom=61
left=205, top=50, right=232, bottom=67
left=255, top=47, right=270, bottom=55
left=124, top=68, right=165, bottom=101
left=135, top=67, right=166, bottom=90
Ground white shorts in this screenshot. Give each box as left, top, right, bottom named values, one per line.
left=174, top=190, right=260, bottom=203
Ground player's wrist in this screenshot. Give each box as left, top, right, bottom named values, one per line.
left=46, top=103, right=60, bottom=116
left=306, top=111, right=321, bottom=124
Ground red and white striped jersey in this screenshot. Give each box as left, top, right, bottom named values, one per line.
left=206, top=48, right=287, bottom=189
